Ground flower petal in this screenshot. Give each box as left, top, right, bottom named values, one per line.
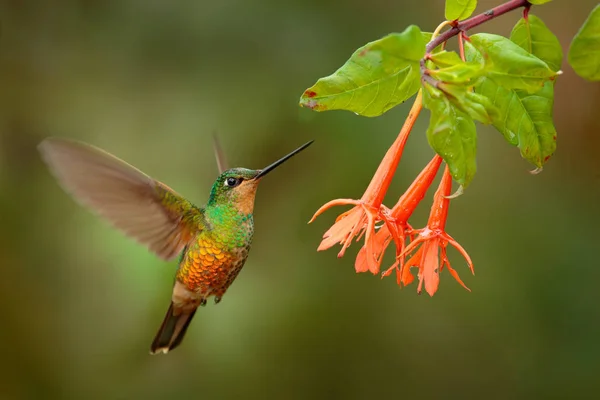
left=381, top=262, right=397, bottom=278
left=309, top=198, right=360, bottom=223
left=445, top=263, right=471, bottom=292
left=441, top=246, right=471, bottom=291
left=355, top=224, right=391, bottom=273
left=317, top=206, right=365, bottom=253
left=422, top=238, right=441, bottom=297
left=400, top=246, right=423, bottom=287
left=444, top=233, right=475, bottom=275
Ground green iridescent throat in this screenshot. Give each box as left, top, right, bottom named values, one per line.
left=205, top=203, right=253, bottom=248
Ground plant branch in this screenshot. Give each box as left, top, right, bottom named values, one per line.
left=420, top=0, right=532, bottom=84
left=426, top=0, right=531, bottom=53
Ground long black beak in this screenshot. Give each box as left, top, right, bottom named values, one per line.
left=254, top=140, right=314, bottom=179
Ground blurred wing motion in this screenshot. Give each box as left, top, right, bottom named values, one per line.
left=212, top=133, right=228, bottom=174
left=38, top=138, right=203, bottom=260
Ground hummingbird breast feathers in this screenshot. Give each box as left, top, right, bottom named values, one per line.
left=176, top=211, right=254, bottom=299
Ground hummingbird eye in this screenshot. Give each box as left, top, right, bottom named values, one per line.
left=224, top=177, right=242, bottom=188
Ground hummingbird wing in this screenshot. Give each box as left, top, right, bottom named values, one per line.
left=38, top=138, right=204, bottom=261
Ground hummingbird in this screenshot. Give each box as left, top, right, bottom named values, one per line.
left=38, top=137, right=313, bottom=354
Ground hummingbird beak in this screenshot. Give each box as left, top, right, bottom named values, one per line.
left=254, top=140, right=314, bottom=179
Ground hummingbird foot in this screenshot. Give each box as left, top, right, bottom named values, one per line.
left=214, top=296, right=222, bottom=304
left=200, top=298, right=207, bottom=307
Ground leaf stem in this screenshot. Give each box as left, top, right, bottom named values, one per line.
left=458, top=32, right=466, bottom=61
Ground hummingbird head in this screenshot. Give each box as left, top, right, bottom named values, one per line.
left=207, top=141, right=313, bottom=214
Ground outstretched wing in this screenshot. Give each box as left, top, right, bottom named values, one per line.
left=39, top=138, right=204, bottom=260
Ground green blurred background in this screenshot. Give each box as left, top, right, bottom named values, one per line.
left=2, top=1, right=600, bottom=399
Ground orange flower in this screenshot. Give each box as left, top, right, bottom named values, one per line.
left=310, top=91, right=424, bottom=268
left=356, top=155, right=443, bottom=274
left=389, top=165, right=474, bottom=296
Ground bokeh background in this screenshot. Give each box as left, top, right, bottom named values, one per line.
left=2, top=0, right=600, bottom=398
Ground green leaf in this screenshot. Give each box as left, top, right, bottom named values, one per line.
left=445, top=0, right=477, bottom=21
left=568, top=4, right=600, bottom=81
left=429, top=50, right=464, bottom=68
left=528, top=0, right=552, bottom=4
left=465, top=38, right=557, bottom=167
left=470, top=33, right=559, bottom=93
left=437, top=82, right=497, bottom=124
left=423, top=87, right=477, bottom=187
left=428, top=61, right=483, bottom=84
left=428, top=50, right=485, bottom=84
left=299, top=25, right=426, bottom=117
left=475, top=79, right=556, bottom=167
left=511, top=15, right=563, bottom=71
left=425, top=49, right=495, bottom=121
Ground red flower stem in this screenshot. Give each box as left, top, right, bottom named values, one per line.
left=362, top=90, right=424, bottom=206
left=390, top=155, right=443, bottom=222
left=427, top=166, right=453, bottom=230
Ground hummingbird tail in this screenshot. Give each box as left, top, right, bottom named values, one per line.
left=149, top=303, right=197, bottom=355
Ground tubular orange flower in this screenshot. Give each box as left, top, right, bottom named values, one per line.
left=356, top=155, right=443, bottom=275
left=310, top=91, right=424, bottom=268
left=391, top=165, right=474, bottom=296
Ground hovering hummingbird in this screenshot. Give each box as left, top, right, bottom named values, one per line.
left=38, top=137, right=313, bottom=354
